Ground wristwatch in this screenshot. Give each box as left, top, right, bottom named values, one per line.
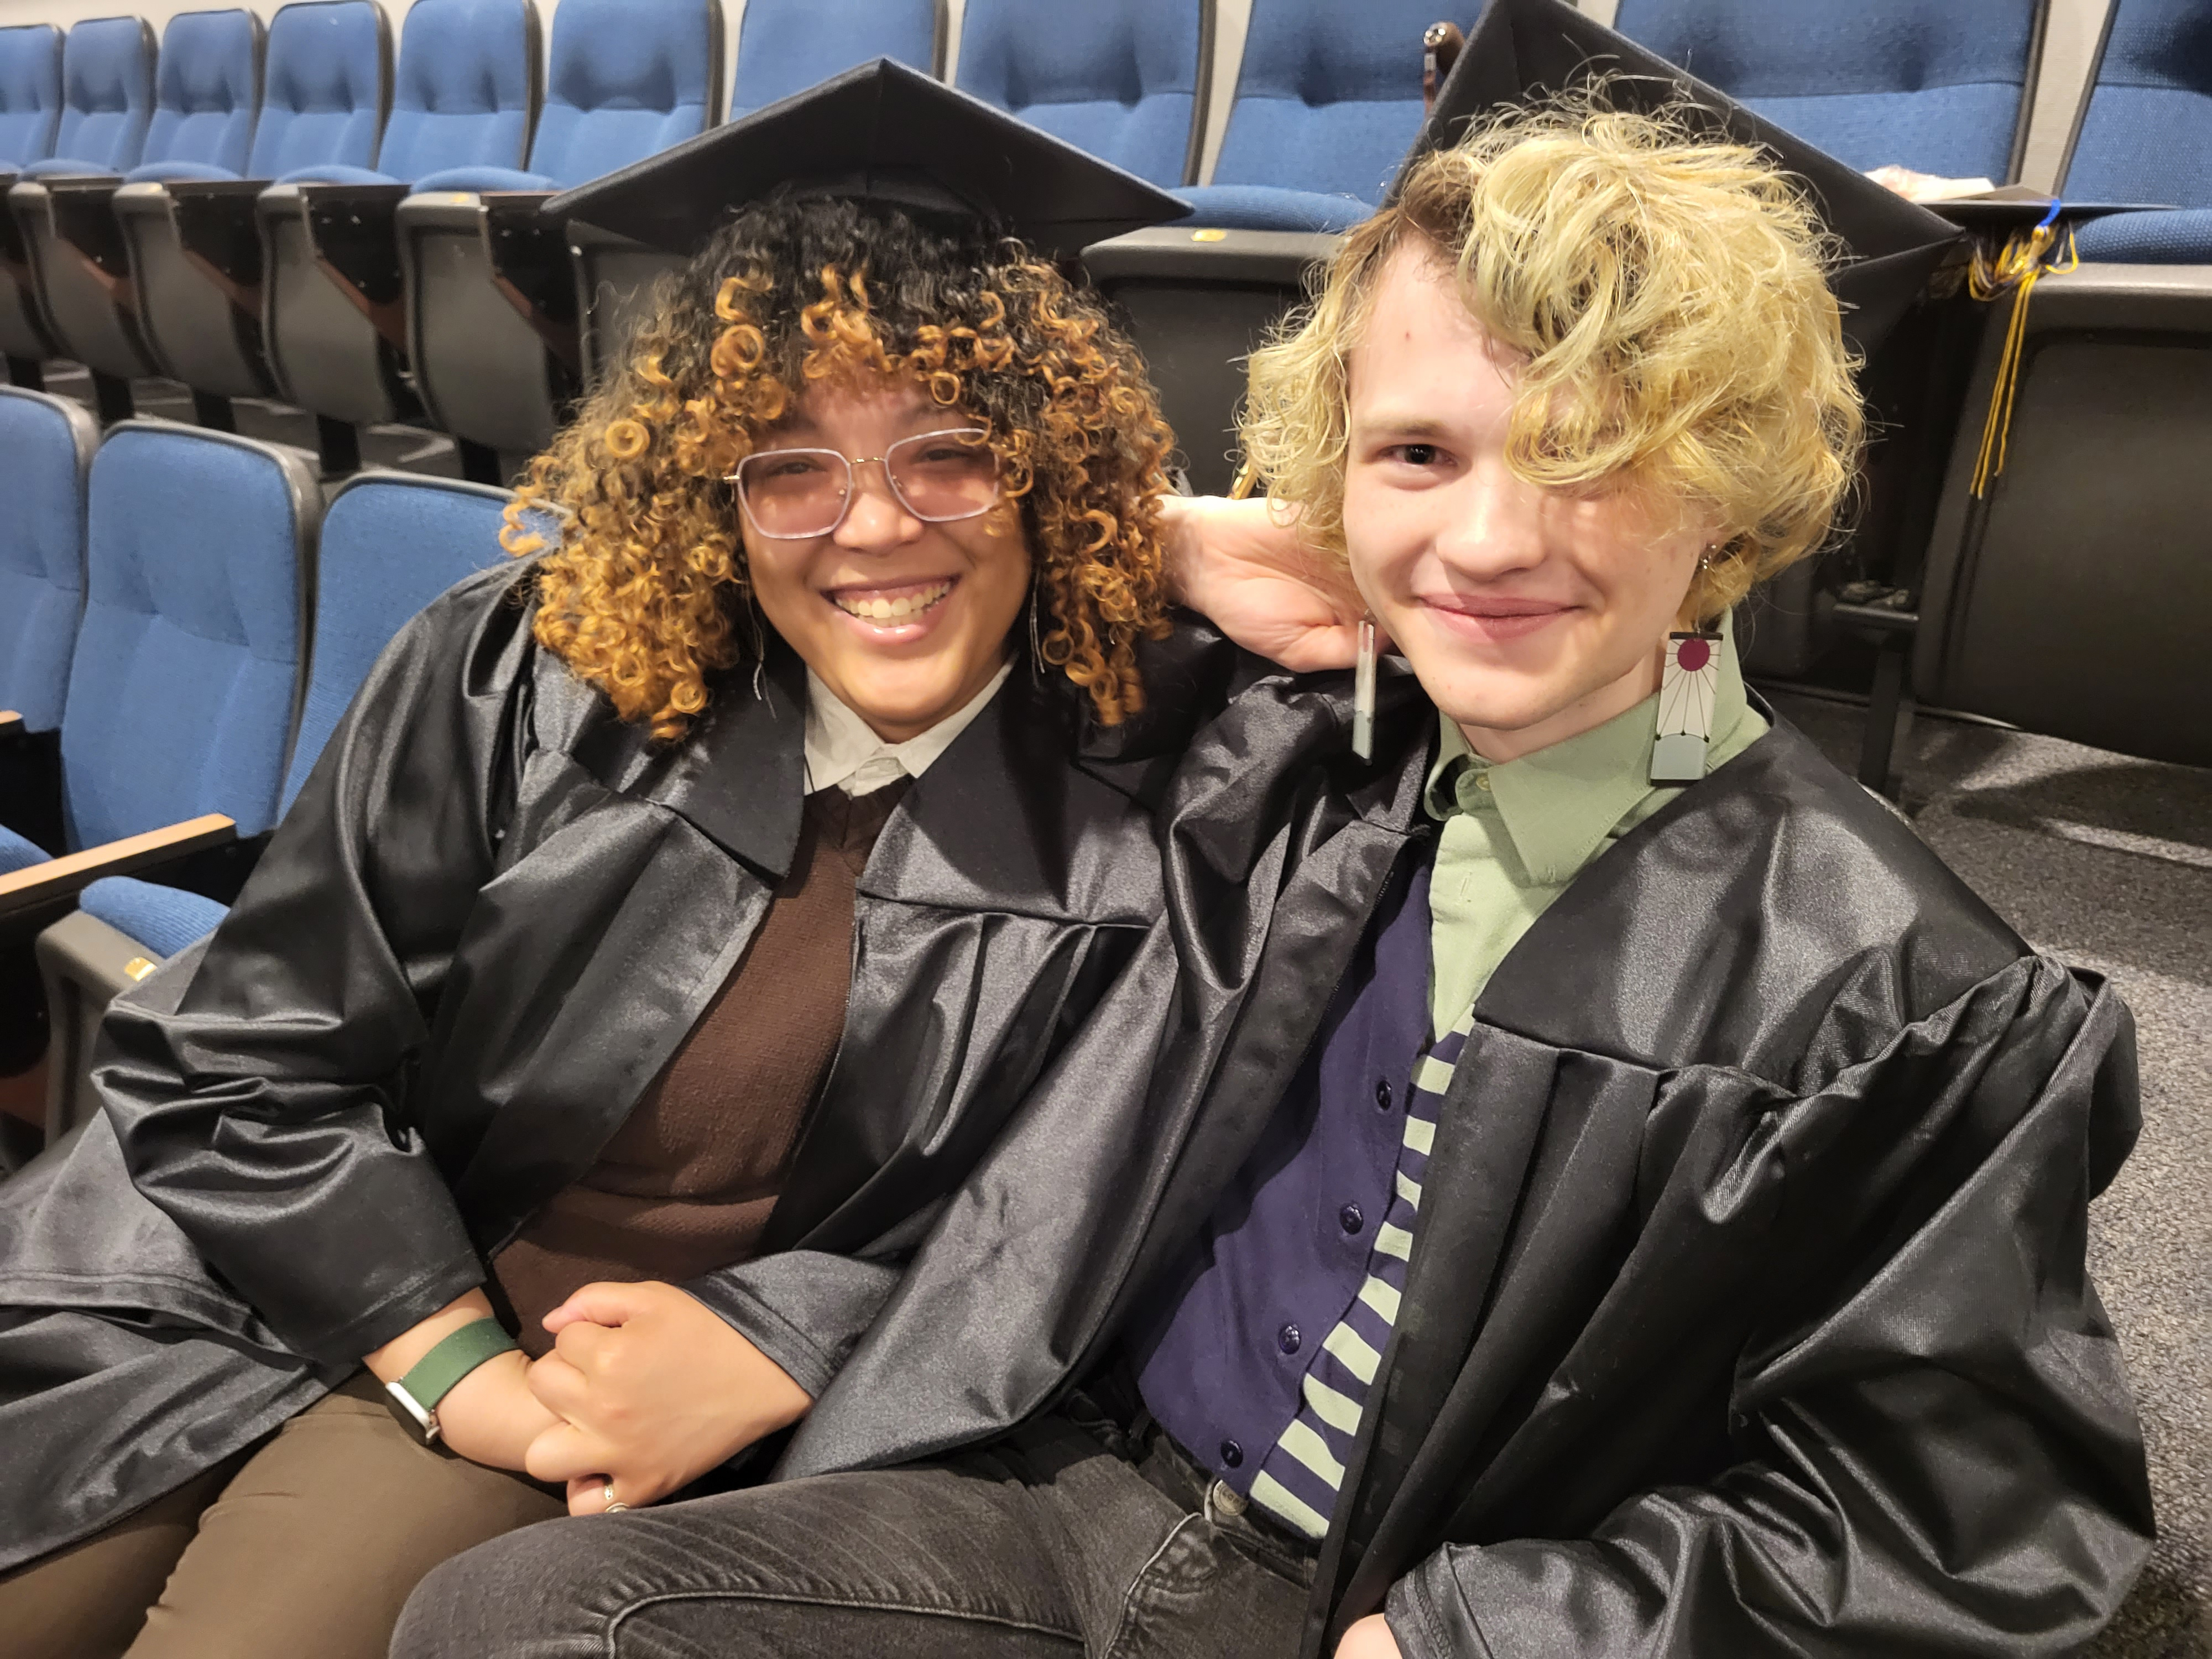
left=384, top=1318, right=520, bottom=1444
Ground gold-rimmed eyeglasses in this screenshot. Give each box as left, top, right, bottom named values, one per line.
left=727, top=427, right=1000, bottom=540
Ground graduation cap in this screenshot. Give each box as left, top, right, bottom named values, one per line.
left=545, top=57, right=1191, bottom=263
left=1405, top=0, right=1964, bottom=355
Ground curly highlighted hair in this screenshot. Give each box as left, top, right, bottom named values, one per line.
left=1241, top=95, right=1865, bottom=624
left=504, top=197, right=1176, bottom=739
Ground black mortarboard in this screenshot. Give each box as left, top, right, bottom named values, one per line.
left=1406, top=0, right=1963, bottom=355
left=545, top=58, right=1190, bottom=263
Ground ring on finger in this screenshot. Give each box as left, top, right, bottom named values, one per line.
left=602, top=1480, right=629, bottom=1515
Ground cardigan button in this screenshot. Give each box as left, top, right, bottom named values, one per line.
left=1219, top=1438, right=1244, bottom=1468
left=1278, top=1323, right=1302, bottom=1355
left=1339, top=1203, right=1365, bottom=1235
left=1374, top=1077, right=1393, bottom=1111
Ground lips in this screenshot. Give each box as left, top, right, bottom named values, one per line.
left=1421, top=597, right=1574, bottom=643
left=828, top=578, right=954, bottom=623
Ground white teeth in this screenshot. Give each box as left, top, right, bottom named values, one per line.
left=836, top=581, right=952, bottom=622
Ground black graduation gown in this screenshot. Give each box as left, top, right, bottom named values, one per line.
left=773, top=660, right=2156, bottom=1657
left=0, top=565, right=1235, bottom=1571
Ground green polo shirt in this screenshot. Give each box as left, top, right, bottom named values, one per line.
left=1423, top=632, right=1766, bottom=1036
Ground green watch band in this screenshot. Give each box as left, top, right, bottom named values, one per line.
left=387, top=1319, right=519, bottom=1442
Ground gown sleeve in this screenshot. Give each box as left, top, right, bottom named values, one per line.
left=1386, top=963, right=2155, bottom=1659
left=682, top=1248, right=912, bottom=1401
left=92, top=570, right=539, bottom=1373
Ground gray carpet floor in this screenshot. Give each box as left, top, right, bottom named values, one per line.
left=1768, top=689, right=2211, bottom=1659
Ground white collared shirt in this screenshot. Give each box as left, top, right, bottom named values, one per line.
left=803, top=661, right=1014, bottom=797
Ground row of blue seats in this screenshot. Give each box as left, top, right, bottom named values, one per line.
left=0, top=384, right=512, bottom=1147
left=10, top=0, right=2209, bottom=483
left=0, top=0, right=1448, bottom=302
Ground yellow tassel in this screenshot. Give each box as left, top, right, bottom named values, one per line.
left=1969, top=221, right=2079, bottom=499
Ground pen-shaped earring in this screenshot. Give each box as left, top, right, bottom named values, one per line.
left=1353, top=615, right=1378, bottom=761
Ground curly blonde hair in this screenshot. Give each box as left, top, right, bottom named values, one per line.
left=503, top=198, right=1175, bottom=739
left=1241, top=96, right=1864, bottom=624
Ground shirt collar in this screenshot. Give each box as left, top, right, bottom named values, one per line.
left=1422, top=618, right=1752, bottom=886
left=805, top=660, right=1014, bottom=797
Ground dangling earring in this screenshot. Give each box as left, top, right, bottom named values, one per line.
left=742, top=582, right=768, bottom=702
left=1650, top=549, right=1721, bottom=784
left=1352, top=615, right=1378, bottom=761
left=1027, top=578, right=1047, bottom=680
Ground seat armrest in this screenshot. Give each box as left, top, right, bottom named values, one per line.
left=42, top=177, right=133, bottom=304
left=0, top=815, right=236, bottom=920
left=293, top=182, right=412, bottom=351
left=399, top=188, right=578, bottom=369
left=123, top=176, right=270, bottom=314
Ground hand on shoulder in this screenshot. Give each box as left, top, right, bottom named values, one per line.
left=1160, top=495, right=1379, bottom=672
left=523, top=1279, right=813, bottom=1515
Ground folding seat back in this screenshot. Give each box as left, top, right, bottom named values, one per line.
left=129, top=8, right=263, bottom=181
left=732, top=0, right=942, bottom=117
left=0, top=389, right=97, bottom=738
left=244, top=0, right=389, bottom=180
left=954, top=0, right=1203, bottom=186
left=60, top=425, right=317, bottom=854
left=2064, top=0, right=2212, bottom=204
left=1613, top=0, right=2044, bottom=182
left=369, top=0, right=538, bottom=185
left=519, top=0, right=718, bottom=189
left=279, top=474, right=509, bottom=810
left=0, top=24, right=62, bottom=166
left=39, top=15, right=156, bottom=174
left=1206, top=0, right=1442, bottom=208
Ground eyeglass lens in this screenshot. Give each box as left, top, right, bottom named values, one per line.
left=736, top=428, right=999, bottom=538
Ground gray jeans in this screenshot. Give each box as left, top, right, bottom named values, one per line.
left=390, top=1412, right=1317, bottom=1659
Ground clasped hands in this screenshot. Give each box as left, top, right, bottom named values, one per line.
left=388, top=1281, right=811, bottom=1517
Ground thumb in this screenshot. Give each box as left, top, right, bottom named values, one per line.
left=541, top=1279, right=651, bottom=1335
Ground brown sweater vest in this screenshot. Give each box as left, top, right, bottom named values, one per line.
left=491, top=780, right=910, bottom=1355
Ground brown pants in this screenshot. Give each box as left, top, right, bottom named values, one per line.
left=0, top=1370, right=564, bottom=1659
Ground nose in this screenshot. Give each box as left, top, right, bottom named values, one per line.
left=1432, top=453, right=1546, bottom=577
left=832, top=459, right=922, bottom=550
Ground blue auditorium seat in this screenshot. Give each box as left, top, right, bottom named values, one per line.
left=319, top=0, right=534, bottom=187
left=413, top=0, right=716, bottom=193
left=1, top=17, right=156, bottom=371
left=35, top=472, right=509, bottom=1142
left=16, top=15, right=156, bottom=179
left=59, top=424, right=316, bottom=854
left=732, top=0, right=942, bottom=117
left=1173, top=0, right=1448, bottom=232
left=2063, top=0, right=2212, bottom=262
left=124, top=8, right=263, bottom=183
left=0, top=388, right=96, bottom=741
left=0, top=422, right=319, bottom=1132
left=0, top=24, right=62, bottom=168
left=115, top=0, right=396, bottom=404
left=955, top=0, right=1203, bottom=186
left=10, top=11, right=266, bottom=396
left=257, top=0, right=544, bottom=445
left=0, top=387, right=96, bottom=860
left=1613, top=0, right=2044, bottom=182
left=397, top=0, right=722, bottom=463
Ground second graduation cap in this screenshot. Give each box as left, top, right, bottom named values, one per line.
left=1410, top=0, right=1964, bottom=356
left=546, top=58, right=1191, bottom=263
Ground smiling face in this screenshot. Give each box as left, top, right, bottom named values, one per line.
left=1340, top=243, right=1715, bottom=763
left=739, top=377, right=1032, bottom=743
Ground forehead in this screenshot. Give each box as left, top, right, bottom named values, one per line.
left=1347, top=242, right=1518, bottom=422
left=773, top=375, right=948, bottom=435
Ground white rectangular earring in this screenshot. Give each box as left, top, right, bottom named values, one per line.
left=1650, top=629, right=1721, bottom=784
left=1353, top=617, right=1378, bottom=761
